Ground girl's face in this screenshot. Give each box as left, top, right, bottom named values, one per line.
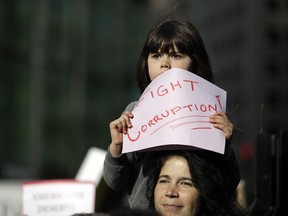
left=147, top=47, right=193, bottom=81
left=154, top=156, right=200, bottom=216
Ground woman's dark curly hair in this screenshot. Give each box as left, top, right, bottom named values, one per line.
left=146, top=150, right=247, bottom=216
left=136, top=19, right=214, bottom=93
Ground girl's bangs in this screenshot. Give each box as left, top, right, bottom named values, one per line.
left=148, top=34, right=190, bottom=54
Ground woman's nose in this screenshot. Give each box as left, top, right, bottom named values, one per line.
left=165, top=187, right=179, bottom=198
left=160, top=55, right=171, bottom=69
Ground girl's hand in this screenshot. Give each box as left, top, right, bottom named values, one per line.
left=209, top=112, right=233, bottom=140
left=109, top=111, right=134, bottom=157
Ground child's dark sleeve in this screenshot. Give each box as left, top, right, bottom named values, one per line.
left=102, top=101, right=137, bottom=191
left=103, top=148, right=132, bottom=191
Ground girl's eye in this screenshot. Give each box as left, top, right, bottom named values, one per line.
left=170, top=53, right=182, bottom=59
left=151, top=53, right=161, bottom=58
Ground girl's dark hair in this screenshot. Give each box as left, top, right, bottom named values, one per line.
left=146, top=150, right=247, bottom=216
left=136, top=19, right=214, bottom=93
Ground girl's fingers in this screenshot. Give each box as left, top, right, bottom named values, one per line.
left=110, top=112, right=134, bottom=134
left=209, top=112, right=233, bottom=139
left=121, top=111, right=134, bottom=128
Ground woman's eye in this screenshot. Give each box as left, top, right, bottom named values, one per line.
left=179, top=181, right=193, bottom=187
left=158, top=178, right=169, bottom=184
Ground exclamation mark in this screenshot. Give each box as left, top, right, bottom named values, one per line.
left=215, top=95, right=222, bottom=109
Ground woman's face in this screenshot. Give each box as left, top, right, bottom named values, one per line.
left=154, top=156, right=200, bottom=216
left=147, top=47, right=193, bottom=81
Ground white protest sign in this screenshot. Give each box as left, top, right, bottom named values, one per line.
left=123, top=68, right=227, bottom=154
left=22, top=179, right=96, bottom=216
left=75, top=147, right=106, bottom=186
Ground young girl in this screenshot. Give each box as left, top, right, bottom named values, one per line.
left=103, top=19, right=238, bottom=209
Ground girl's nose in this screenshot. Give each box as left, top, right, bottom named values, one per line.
left=160, top=55, right=171, bottom=69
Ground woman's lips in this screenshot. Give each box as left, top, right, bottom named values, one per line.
left=162, top=203, right=183, bottom=211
